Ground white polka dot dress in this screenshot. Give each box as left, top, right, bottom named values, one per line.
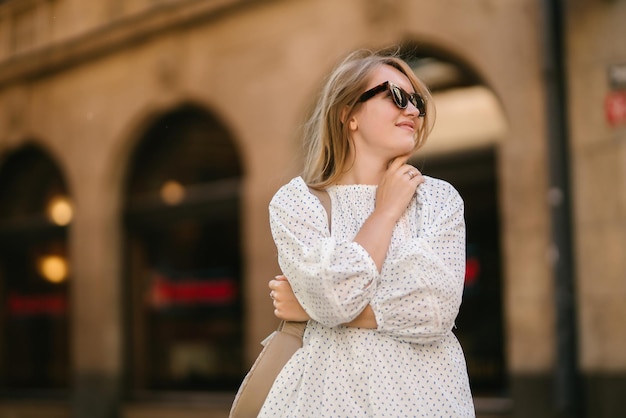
left=259, top=176, right=475, bottom=417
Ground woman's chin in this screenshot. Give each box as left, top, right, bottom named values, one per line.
left=395, top=138, right=416, bottom=154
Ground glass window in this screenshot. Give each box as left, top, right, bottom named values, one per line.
left=124, top=105, right=244, bottom=393
left=0, top=145, right=71, bottom=396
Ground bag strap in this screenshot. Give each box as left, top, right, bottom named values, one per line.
left=278, top=320, right=307, bottom=338
left=308, top=186, right=331, bottom=231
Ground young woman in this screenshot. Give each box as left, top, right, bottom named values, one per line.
left=262, top=49, right=475, bottom=417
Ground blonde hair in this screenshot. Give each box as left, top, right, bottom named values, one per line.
left=302, top=49, right=435, bottom=189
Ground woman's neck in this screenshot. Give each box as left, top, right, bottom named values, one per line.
left=335, top=153, right=388, bottom=185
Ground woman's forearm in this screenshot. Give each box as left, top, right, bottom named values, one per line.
left=353, top=210, right=396, bottom=271
left=343, top=304, right=377, bottom=329
left=271, top=276, right=377, bottom=328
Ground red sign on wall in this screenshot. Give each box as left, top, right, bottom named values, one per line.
left=605, top=90, right=626, bottom=127
left=148, top=275, right=237, bottom=309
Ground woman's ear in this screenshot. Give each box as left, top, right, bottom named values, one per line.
left=341, top=106, right=358, bottom=130
left=348, top=117, right=358, bottom=131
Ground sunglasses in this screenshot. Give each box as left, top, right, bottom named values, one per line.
left=357, top=81, right=426, bottom=117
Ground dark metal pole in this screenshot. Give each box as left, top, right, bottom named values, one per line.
left=540, top=0, right=584, bottom=416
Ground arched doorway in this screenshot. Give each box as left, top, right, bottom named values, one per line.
left=123, top=104, right=244, bottom=393
left=405, top=46, right=510, bottom=398
left=0, top=144, right=72, bottom=395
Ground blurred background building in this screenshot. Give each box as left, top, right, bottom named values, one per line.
left=0, top=0, right=624, bottom=417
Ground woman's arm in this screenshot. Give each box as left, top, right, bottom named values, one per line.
left=353, top=156, right=425, bottom=271
left=270, top=180, right=380, bottom=327
left=343, top=305, right=377, bottom=328
left=370, top=182, right=466, bottom=344
left=270, top=275, right=377, bottom=328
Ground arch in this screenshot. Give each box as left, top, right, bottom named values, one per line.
left=0, top=144, right=72, bottom=394
left=109, top=99, right=245, bottom=205
left=0, top=140, right=74, bottom=201
left=124, top=102, right=243, bottom=196
left=121, top=102, right=245, bottom=393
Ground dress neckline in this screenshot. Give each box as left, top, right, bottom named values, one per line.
left=327, top=183, right=378, bottom=189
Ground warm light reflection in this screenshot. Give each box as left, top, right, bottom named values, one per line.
left=47, top=196, right=73, bottom=226
left=37, top=255, right=69, bottom=283
left=160, top=180, right=186, bottom=205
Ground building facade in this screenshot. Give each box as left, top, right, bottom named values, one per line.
left=0, top=0, right=624, bottom=417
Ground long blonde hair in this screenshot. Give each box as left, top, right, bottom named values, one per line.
left=302, top=49, right=435, bottom=189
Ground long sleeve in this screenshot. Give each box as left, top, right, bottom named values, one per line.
left=371, top=180, right=466, bottom=344
left=269, top=177, right=380, bottom=327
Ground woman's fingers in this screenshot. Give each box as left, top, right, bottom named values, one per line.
left=268, top=277, right=291, bottom=296
left=268, top=275, right=310, bottom=321
left=376, top=160, right=423, bottom=221
left=390, top=157, right=423, bottom=182
left=386, top=156, right=422, bottom=183
left=402, top=167, right=424, bottom=183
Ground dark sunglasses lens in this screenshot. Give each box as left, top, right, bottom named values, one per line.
left=413, top=95, right=426, bottom=116
left=390, top=85, right=408, bottom=109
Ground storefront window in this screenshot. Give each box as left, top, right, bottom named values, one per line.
left=0, top=145, right=71, bottom=395
left=124, top=105, right=244, bottom=392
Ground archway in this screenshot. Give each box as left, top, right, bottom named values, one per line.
left=123, top=104, right=244, bottom=392
left=0, top=144, right=72, bottom=394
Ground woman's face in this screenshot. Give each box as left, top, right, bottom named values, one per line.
left=348, top=64, right=423, bottom=161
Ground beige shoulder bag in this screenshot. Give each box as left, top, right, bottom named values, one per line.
left=229, top=186, right=330, bottom=418
left=228, top=320, right=306, bottom=418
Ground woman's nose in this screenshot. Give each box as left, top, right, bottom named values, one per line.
left=403, top=101, right=419, bottom=117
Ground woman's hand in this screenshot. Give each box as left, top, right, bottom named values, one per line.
left=375, top=155, right=424, bottom=222
left=269, top=275, right=310, bottom=322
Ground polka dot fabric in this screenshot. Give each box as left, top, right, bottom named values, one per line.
left=260, top=176, right=475, bottom=417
